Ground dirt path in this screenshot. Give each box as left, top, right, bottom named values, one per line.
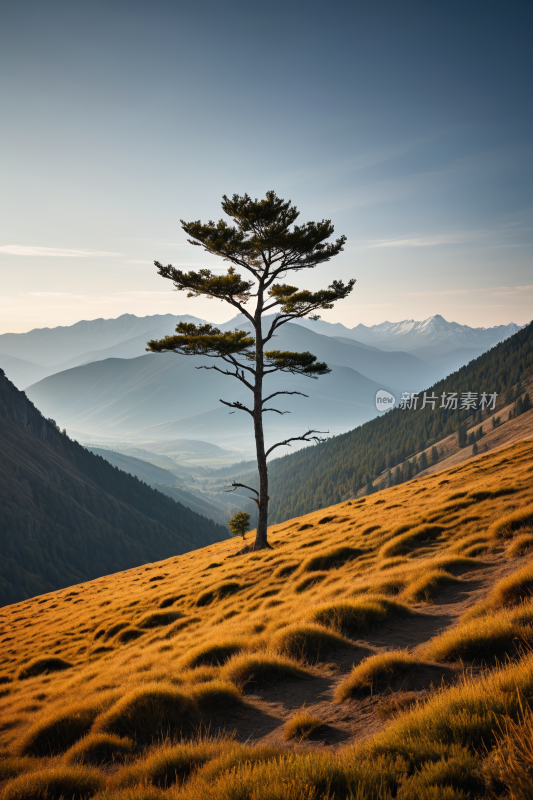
left=215, top=550, right=531, bottom=751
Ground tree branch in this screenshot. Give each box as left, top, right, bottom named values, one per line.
left=220, top=399, right=253, bottom=416
left=195, top=364, right=254, bottom=391
left=265, top=429, right=329, bottom=458
left=225, top=482, right=259, bottom=496
left=224, top=481, right=261, bottom=507
left=262, top=390, right=309, bottom=404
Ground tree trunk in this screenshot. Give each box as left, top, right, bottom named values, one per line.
left=252, top=301, right=271, bottom=550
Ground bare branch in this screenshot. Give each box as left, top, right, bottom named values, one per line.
left=191, top=350, right=257, bottom=378
left=266, top=429, right=329, bottom=458
left=195, top=363, right=255, bottom=391
left=262, top=390, right=309, bottom=404
left=263, top=408, right=290, bottom=415
left=225, top=482, right=259, bottom=496
left=220, top=399, right=253, bottom=416
left=225, top=480, right=261, bottom=507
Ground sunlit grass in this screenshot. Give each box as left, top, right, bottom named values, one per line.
left=310, top=597, right=411, bottom=635
left=1, top=438, right=533, bottom=798
left=419, top=609, right=533, bottom=663
left=336, top=651, right=419, bottom=701
left=284, top=711, right=324, bottom=741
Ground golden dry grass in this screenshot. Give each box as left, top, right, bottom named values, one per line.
left=284, top=711, right=324, bottom=741
left=418, top=609, right=533, bottom=663
left=335, top=651, right=419, bottom=701
left=270, top=623, right=350, bottom=662
left=1, top=437, right=533, bottom=798
left=63, top=732, right=134, bottom=766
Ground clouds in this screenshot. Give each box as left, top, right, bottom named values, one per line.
left=27, top=292, right=84, bottom=298
left=0, top=246, right=122, bottom=258
left=365, top=225, right=533, bottom=249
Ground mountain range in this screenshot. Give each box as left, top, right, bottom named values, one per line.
left=0, top=311, right=524, bottom=459
left=24, top=349, right=392, bottom=450
left=294, top=313, right=523, bottom=352
left=3, top=318, right=531, bottom=605
left=0, top=313, right=525, bottom=391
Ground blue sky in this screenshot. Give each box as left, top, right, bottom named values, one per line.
left=1, top=0, right=532, bottom=333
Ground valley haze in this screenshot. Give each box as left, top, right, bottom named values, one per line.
left=0, top=313, right=523, bottom=455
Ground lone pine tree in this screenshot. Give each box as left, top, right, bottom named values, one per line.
left=147, top=191, right=354, bottom=550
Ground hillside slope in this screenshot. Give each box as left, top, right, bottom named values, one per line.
left=86, top=448, right=231, bottom=526
left=0, top=439, right=532, bottom=799
left=0, top=370, right=227, bottom=606
left=262, top=320, right=533, bottom=522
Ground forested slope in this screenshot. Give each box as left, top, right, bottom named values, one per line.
left=86, top=447, right=229, bottom=526
left=0, top=370, right=227, bottom=606
left=264, top=320, right=533, bottom=523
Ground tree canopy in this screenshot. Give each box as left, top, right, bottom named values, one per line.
left=148, top=191, right=354, bottom=550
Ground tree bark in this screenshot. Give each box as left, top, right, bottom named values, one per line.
left=253, top=291, right=271, bottom=550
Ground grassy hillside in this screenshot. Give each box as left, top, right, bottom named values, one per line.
left=0, top=370, right=227, bottom=607
left=1, top=437, right=533, bottom=798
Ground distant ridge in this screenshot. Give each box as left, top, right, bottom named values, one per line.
left=290, top=314, right=524, bottom=352
left=0, top=313, right=207, bottom=367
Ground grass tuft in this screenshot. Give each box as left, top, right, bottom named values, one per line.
left=1, top=763, right=103, bottom=800
left=486, top=562, right=533, bottom=608
left=490, top=506, right=533, bottom=539
left=273, top=562, right=299, bottom=578
left=302, top=546, right=363, bottom=572
left=116, top=627, right=145, bottom=644
left=110, top=738, right=227, bottom=790
left=310, top=596, right=410, bottom=636
left=17, top=700, right=105, bottom=756
left=0, top=757, right=44, bottom=782
left=335, top=651, right=418, bottom=701
left=182, top=640, right=244, bottom=668
left=293, top=573, right=327, bottom=593
left=420, top=610, right=533, bottom=663
left=284, top=711, right=323, bottom=740
left=192, top=680, right=243, bottom=713
left=196, top=581, right=243, bottom=607
left=159, top=595, right=183, bottom=608
left=92, top=683, right=194, bottom=741
left=507, top=534, right=533, bottom=559
left=18, top=657, right=72, bottom=680
left=401, top=569, right=459, bottom=604
left=271, top=623, right=350, bottom=661
left=103, top=622, right=130, bottom=641
left=64, top=732, right=134, bottom=765
left=380, top=525, right=445, bottom=558
left=222, top=653, right=311, bottom=689
left=486, top=703, right=533, bottom=800
left=138, top=611, right=182, bottom=629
